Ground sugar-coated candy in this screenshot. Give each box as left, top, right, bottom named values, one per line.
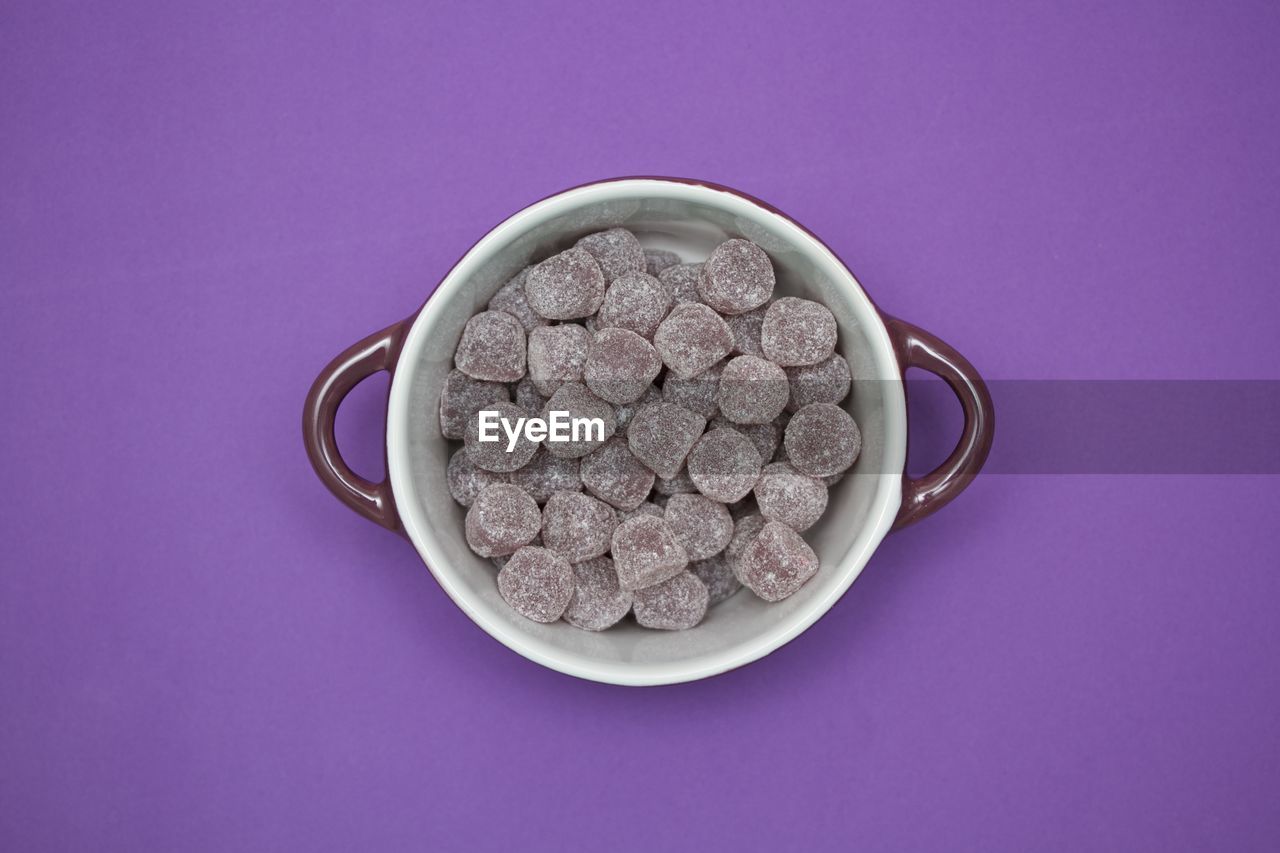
left=498, top=546, right=575, bottom=622
left=711, top=415, right=780, bottom=463
left=761, top=297, right=837, bottom=366
left=525, top=248, right=606, bottom=319
left=632, top=572, right=709, bottom=630
left=614, top=384, right=661, bottom=434
left=653, top=303, right=734, bottom=379
left=579, top=436, right=655, bottom=510
left=735, top=521, right=819, bottom=602
left=563, top=557, right=633, bottom=631
left=661, top=361, right=722, bottom=420
left=663, top=493, right=733, bottom=560
left=465, top=484, right=541, bottom=557
left=654, top=467, right=698, bottom=496
left=539, top=382, right=617, bottom=458
left=717, top=355, right=789, bottom=425
left=699, top=239, right=774, bottom=315
left=490, top=536, right=540, bottom=570
left=510, top=449, right=581, bottom=503
left=687, top=428, right=763, bottom=502
left=596, top=270, right=672, bottom=340
left=784, top=403, right=861, bottom=477
left=659, top=263, right=704, bottom=304
left=627, top=402, right=707, bottom=479
left=619, top=502, right=665, bottom=522
left=575, top=228, right=645, bottom=282
left=728, top=305, right=767, bottom=357
left=754, top=462, right=828, bottom=532
left=527, top=324, right=590, bottom=396
left=447, top=448, right=509, bottom=507
left=513, top=376, right=546, bottom=415
left=583, top=328, right=663, bottom=405
left=439, top=369, right=509, bottom=440
left=464, top=401, right=540, bottom=472
left=454, top=310, right=527, bottom=382
left=644, top=249, right=682, bottom=276
left=487, top=267, right=547, bottom=332
left=541, top=490, right=618, bottom=563
left=611, top=515, right=689, bottom=591
left=689, top=554, right=742, bottom=606
left=725, top=513, right=766, bottom=569
left=786, top=353, right=852, bottom=412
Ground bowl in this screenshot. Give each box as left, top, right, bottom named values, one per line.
left=303, top=177, right=994, bottom=686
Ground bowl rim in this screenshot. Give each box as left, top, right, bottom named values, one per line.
left=385, top=177, right=908, bottom=686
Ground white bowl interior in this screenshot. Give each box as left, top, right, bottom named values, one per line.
left=387, top=180, right=906, bottom=685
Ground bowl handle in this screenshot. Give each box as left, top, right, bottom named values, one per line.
left=302, top=320, right=409, bottom=533
left=884, top=316, right=995, bottom=530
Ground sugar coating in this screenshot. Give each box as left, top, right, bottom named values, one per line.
left=663, top=493, right=733, bottom=560
left=786, top=353, right=852, bottom=412
left=661, top=361, right=722, bottom=420
left=627, top=402, right=707, bottom=480
left=541, top=490, right=618, bottom=563
left=727, top=305, right=767, bottom=357
left=687, top=428, right=763, bottom=502
left=699, top=239, right=775, bottom=315
left=487, top=267, right=547, bottom=332
left=583, top=328, right=663, bottom=405
left=579, top=436, right=655, bottom=510
left=611, top=516, right=689, bottom=591
left=510, top=449, right=581, bottom=504
left=735, top=521, right=819, bottom=602
left=761, top=297, right=837, bottom=366
left=689, top=554, right=742, bottom=606
left=659, top=263, right=704, bottom=304
left=613, top=384, right=661, bottom=434
left=513, top=376, right=546, bottom=415
left=754, top=462, right=828, bottom=532
left=711, top=415, right=780, bottom=463
left=784, top=403, right=861, bottom=477
left=596, top=271, right=673, bottom=339
left=490, top=536, right=540, bottom=570
left=619, top=502, right=665, bottom=522
left=717, top=355, right=790, bottom=425
left=632, top=572, right=709, bottom=630
left=464, top=401, right=540, bottom=472
left=539, top=382, right=617, bottom=458
left=527, top=324, right=590, bottom=396
left=498, top=546, right=575, bottom=622
left=525, top=248, right=606, bottom=320
left=653, top=303, right=734, bottom=379
left=644, top=249, right=682, bottom=276
left=653, top=467, right=698, bottom=496
left=454, top=311, right=527, bottom=382
left=725, top=513, right=766, bottom=569
left=439, top=369, right=510, bottom=440
left=465, top=484, right=541, bottom=557
left=563, top=557, right=633, bottom=631
left=447, top=448, right=509, bottom=507
left=575, top=228, right=645, bottom=282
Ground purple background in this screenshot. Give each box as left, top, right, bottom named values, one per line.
left=3, top=1, right=1279, bottom=850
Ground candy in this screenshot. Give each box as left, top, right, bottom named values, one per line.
left=653, top=303, right=734, bottom=379
left=653, top=467, right=698, bottom=496
left=583, top=328, right=663, bottom=405
left=525, top=248, right=606, bottom=320
left=663, top=493, right=733, bottom=560
left=717, top=355, right=789, bottom=425
left=464, top=401, right=540, bottom=472
left=513, top=376, right=546, bottom=415
left=487, top=267, right=547, bottom=332
left=497, top=546, right=575, bottom=622
left=562, top=557, right=633, bottom=631
left=611, top=516, right=689, bottom=591
left=687, top=428, right=763, bottom=502
left=661, top=361, right=722, bottom=420
left=761, top=297, right=837, bottom=366
left=659, top=263, right=704, bottom=304
left=727, top=305, right=767, bottom=357
left=689, top=554, right=742, bottom=606
left=454, top=311, right=527, bottom=382
left=754, top=462, right=828, bottom=532
left=627, top=402, right=707, bottom=479
left=613, top=384, right=661, bottom=434
left=786, top=353, right=852, bottom=412
left=579, top=436, right=655, bottom=510
left=575, top=227, right=646, bottom=282
left=447, top=448, right=509, bottom=507
left=734, top=521, right=819, bottom=602
left=510, top=449, right=581, bottom=503
left=539, top=382, right=617, bottom=459
left=541, top=490, right=617, bottom=563
left=725, top=513, right=766, bottom=568
left=699, top=239, right=774, bottom=315
left=490, top=537, right=539, bottom=570
left=644, top=249, right=682, bottom=276
left=632, top=572, right=709, bottom=630
left=619, top=502, right=665, bottom=522
left=710, top=415, right=780, bottom=463
left=784, top=403, right=861, bottom=477
left=527, top=324, right=590, bottom=396
left=465, top=484, right=541, bottom=557
left=439, top=369, right=509, bottom=440
left=596, top=270, right=672, bottom=340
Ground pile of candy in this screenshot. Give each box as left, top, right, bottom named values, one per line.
left=441, top=228, right=860, bottom=631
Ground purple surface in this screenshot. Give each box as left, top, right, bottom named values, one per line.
left=3, top=1, right=1279, bottom=850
